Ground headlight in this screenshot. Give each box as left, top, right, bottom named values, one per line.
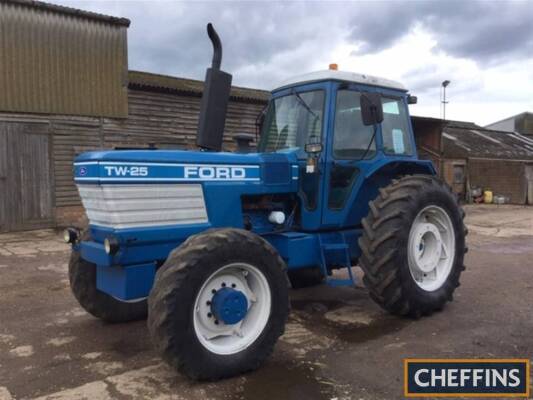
left=104, top=237, right=119, bottom=255
left=63, top=228, right=79, bottom=244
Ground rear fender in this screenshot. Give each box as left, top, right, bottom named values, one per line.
left=347, top=159, right=436, bottom=225
left=364, top=158, right=436, bottom=179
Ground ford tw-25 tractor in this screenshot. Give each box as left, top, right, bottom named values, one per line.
left=65, top=24, right=467, bottom=380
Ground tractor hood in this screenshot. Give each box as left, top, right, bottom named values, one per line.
left=73, top=149, right=300, bottom=235
left=74, top=149, right=300, bottom=189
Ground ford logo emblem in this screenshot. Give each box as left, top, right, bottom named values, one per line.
left=79, top=166, right=88, bottom=176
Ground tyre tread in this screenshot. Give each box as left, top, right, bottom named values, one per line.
left=358, top=174, right=467, bottom=317
left=148, top=228, right=289, bottom=380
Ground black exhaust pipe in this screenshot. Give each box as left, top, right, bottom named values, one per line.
left=196, top=23, right=233, bottom=152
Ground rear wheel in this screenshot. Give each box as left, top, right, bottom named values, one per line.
left=148, top=228, right=289, bottom=380
left=358, top=175, right=467, bottom=317
left=68, top=236, right=148, bottom=323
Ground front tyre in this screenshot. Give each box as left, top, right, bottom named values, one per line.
left=148, top=228, right=289, bottom=380
left=68, top=242, right=148, bottom=323
left=359, top=175, right=467, bottom=317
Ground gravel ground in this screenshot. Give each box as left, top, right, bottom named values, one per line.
left=0, top=204, right=532, bottom=399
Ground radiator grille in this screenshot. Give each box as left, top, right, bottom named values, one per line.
left=77, top=184, right=208, bottom=229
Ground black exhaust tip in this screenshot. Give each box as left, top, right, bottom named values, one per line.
left=207, top=23, right=222, bottom=70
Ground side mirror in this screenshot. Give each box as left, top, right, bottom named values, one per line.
left=360, top=92, right=383, bottom=126
left=407, top=94, right=418, bottom=104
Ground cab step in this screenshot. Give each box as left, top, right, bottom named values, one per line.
left=318, top=235, right=356, bottom=287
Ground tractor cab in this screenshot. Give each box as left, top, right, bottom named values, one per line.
left=258, top=67, right=429, bottom=231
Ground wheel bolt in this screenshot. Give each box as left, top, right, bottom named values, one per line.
left=221, top=282, right=226, bottom=287
left=231, top=283, right=236, bottom=288
left=206, top=300, right=211, bottom=306
left=207, top=312, right=212, bottom=318
left=214, top=320, right=219, bottom=325
left=211, top=289, right=217, bottom=294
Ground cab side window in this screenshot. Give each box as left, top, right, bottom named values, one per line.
left=329, top=89, right=373, bottom=209
left=381, top=97, right=413, bottom=156
left=333, top=90, right=375, bottom=159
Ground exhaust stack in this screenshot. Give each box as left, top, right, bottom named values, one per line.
left=196, top=23, right=233, bottom=152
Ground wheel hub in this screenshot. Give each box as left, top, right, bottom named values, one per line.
left=411, top=223, right=442, bottom=273
left=407, top=205, right=456, bottom=292
left=193, top=263, right=271, bottom=355
left=210, top=287, right=248, bottom=325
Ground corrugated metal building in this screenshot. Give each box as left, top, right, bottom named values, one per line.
left=0, top=1, right=268, bottom=232
left=0, top=0, right=130, bottom=117
left=484, top=112, right=533, bottom=136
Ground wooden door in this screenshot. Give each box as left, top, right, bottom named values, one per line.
left=0, top=122, right=53, bottom=232
left=442, top=160, right=466, bottom=200
left=526, top=165, right=533, bottom=205
left=0, top=125, right=7, bottom=232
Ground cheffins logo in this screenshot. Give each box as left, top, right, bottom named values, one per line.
left=404, top=359, right=530, bottom=397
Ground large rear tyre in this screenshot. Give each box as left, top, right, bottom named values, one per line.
left=68, top=233, right=148, bottom=323
left=148, top=228, right=289, bottom=380
left=359, top=175, right=467, bottom=318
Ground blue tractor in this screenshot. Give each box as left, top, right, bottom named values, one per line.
left=66, top=24, right=467, bottom=380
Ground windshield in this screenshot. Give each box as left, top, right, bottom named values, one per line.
left=257, top=90, right=324, bottom=157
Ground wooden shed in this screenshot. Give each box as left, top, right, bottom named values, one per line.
left=411, top=116, right=533, bottom=204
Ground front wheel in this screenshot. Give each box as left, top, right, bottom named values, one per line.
left=359, top=175, right=467, bottom=317
left=68, top=241, right=148, bottom=323
left=148, top=228, right=289, bottom=380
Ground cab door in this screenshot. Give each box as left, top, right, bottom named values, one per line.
left=321, top=85, right=417, bottom=228
left=321, top=85, right=380, bottom=228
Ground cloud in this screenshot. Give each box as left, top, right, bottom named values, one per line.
left=51, top=0, right=533, bottom=125
left=57, top=0, right=533, bottom=83
left=55, top=1, right=347, bottom=87
left=348, top=0, right=533, bottom=64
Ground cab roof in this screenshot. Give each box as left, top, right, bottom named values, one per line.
left=273, top=70, right=407, bottom=92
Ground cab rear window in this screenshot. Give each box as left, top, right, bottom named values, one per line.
left=381, top=97, right=413, bottom=156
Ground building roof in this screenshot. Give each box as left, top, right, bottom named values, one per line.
left=411, top=115, right=446, bottom=125
left=484, top=111, right=533, bottom=129
left=443, top=120, right=533, bottom=160
left=128, top=70, right=270, bottom=103
left=273, top=70, right=407, bottom=92
left=5, top=0, right=130, bottom=26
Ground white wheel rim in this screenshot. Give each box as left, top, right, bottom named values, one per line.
left=407, top=205, right=455, bottom=292
left=111, top=296, right=146, bottom=303
left=193, top=263, right=271, bottom=355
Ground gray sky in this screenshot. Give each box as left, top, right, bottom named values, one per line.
left=56, top=0, right=533, bottom=125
